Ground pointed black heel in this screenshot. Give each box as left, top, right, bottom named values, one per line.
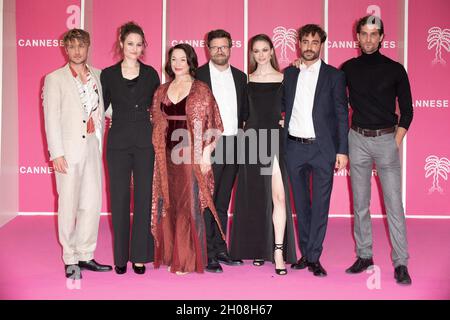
left=274, top=244, right=287, bottom=276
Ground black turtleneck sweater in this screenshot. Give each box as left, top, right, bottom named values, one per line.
left=341, top=50, right=413, bottom=130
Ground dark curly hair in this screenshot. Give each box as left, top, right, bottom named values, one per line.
left=298, top=24, right=327, bottom=43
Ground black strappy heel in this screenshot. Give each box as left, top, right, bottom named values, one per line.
left=274, top=244, right=287, bottom=275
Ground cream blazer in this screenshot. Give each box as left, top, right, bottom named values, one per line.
left=43, top=64, right=105, bottom=163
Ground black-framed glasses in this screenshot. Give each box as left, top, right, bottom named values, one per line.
left=209, top=45, right=230, bottom=52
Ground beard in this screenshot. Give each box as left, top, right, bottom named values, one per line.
left=301, top=50, right=320, bottom=61
left=210, top=53, right=230, bottom=66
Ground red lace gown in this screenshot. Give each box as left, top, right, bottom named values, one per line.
left=155, top=95, right=207, bottom=273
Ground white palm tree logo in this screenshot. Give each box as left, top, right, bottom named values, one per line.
left=427, top=27, right=450, bottom=65
left=424, top=155, right=450, bottom=194
left=272, top=26, right=297, bottom=63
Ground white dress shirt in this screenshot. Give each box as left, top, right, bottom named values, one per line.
left=209, top=60, right=238, bottom=136
left=289, top=59, right=321, bottom=138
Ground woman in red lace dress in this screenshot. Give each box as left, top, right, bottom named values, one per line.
left=151, top=44, right=224, bottom=274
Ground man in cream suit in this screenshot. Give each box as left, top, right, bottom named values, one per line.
left=43, top=29, right=112, bottom=279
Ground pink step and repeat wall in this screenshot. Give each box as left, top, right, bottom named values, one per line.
left=15, top=0, right=450, bottom=216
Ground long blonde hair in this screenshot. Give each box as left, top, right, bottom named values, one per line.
left=248, top=34, right=280, bottom=74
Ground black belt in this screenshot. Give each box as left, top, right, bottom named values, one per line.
left=351, top=124, right=395, bottom=137
left=288, top=134, right=316, bottom=144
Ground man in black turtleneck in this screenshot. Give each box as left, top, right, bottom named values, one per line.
left=341, top=15, right=413, bottom=285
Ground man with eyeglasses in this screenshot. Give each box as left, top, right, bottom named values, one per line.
left=196, top=29, right=247, bottom=273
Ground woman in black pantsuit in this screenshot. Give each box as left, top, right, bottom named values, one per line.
left=101, top=22, right=160, bottom=275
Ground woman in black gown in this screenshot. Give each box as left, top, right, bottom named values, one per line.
left=230, top=34, right=297, bottom=275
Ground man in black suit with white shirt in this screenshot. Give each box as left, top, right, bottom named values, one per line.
left=284, top=24, right=348, bottom=277
left=196, top=29, right=247, bottom=273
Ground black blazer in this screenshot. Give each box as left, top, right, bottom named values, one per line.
left=282, top=61, right=349, bottom=162
left=101, top=61, right=160, bottom=149
left=196, top=63, right=248, bottom=129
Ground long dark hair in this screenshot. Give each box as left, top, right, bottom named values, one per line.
left=248, top=34, right=279, bottom=74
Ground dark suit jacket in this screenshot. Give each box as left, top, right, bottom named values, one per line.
left=101, top=60, right=160, bottom=149
left=282, top=61, right=349, bottom=162
left=196, top=63, right=248, bottom=129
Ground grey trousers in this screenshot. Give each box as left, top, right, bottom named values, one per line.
left=349, top=129, right=409, bottom=267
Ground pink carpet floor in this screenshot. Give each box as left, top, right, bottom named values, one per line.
left=0, top=216, right=449, bottom=300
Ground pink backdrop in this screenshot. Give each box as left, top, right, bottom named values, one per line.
left=406, top=0, right=450, bottom=214
left=88, top=0, right=162, bottom=71
left=328, top=0, right=405, bottom=215
left=248, top=0, right=323, bottom=71
left=16, top=0, right=450, bottom=216
left=88, top=0, right=163, bottom=212
left=167, top=0, right=244, bottom=70
left=17, top=0, right=81, bottom=212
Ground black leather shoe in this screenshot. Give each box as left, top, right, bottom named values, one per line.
left=132, top=263, right=146, bottom=275
left=291, top=256, right=309, bottom=270
left=252, top=259, right=265, bottom=266
left=205, top=258, right=223, bottom=273
left=394, top=265, right=412, bottom=285
left=308, top=261, right=327, bottom=277
left=78, top=259, right=112, bottom=272
left=345, top=257, right=374, bottom=274
left=115, top=265, right=127, bottom=275
left=65, top=264, right=82, bottom=279
left=216, top=252, right=243, bottom=266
